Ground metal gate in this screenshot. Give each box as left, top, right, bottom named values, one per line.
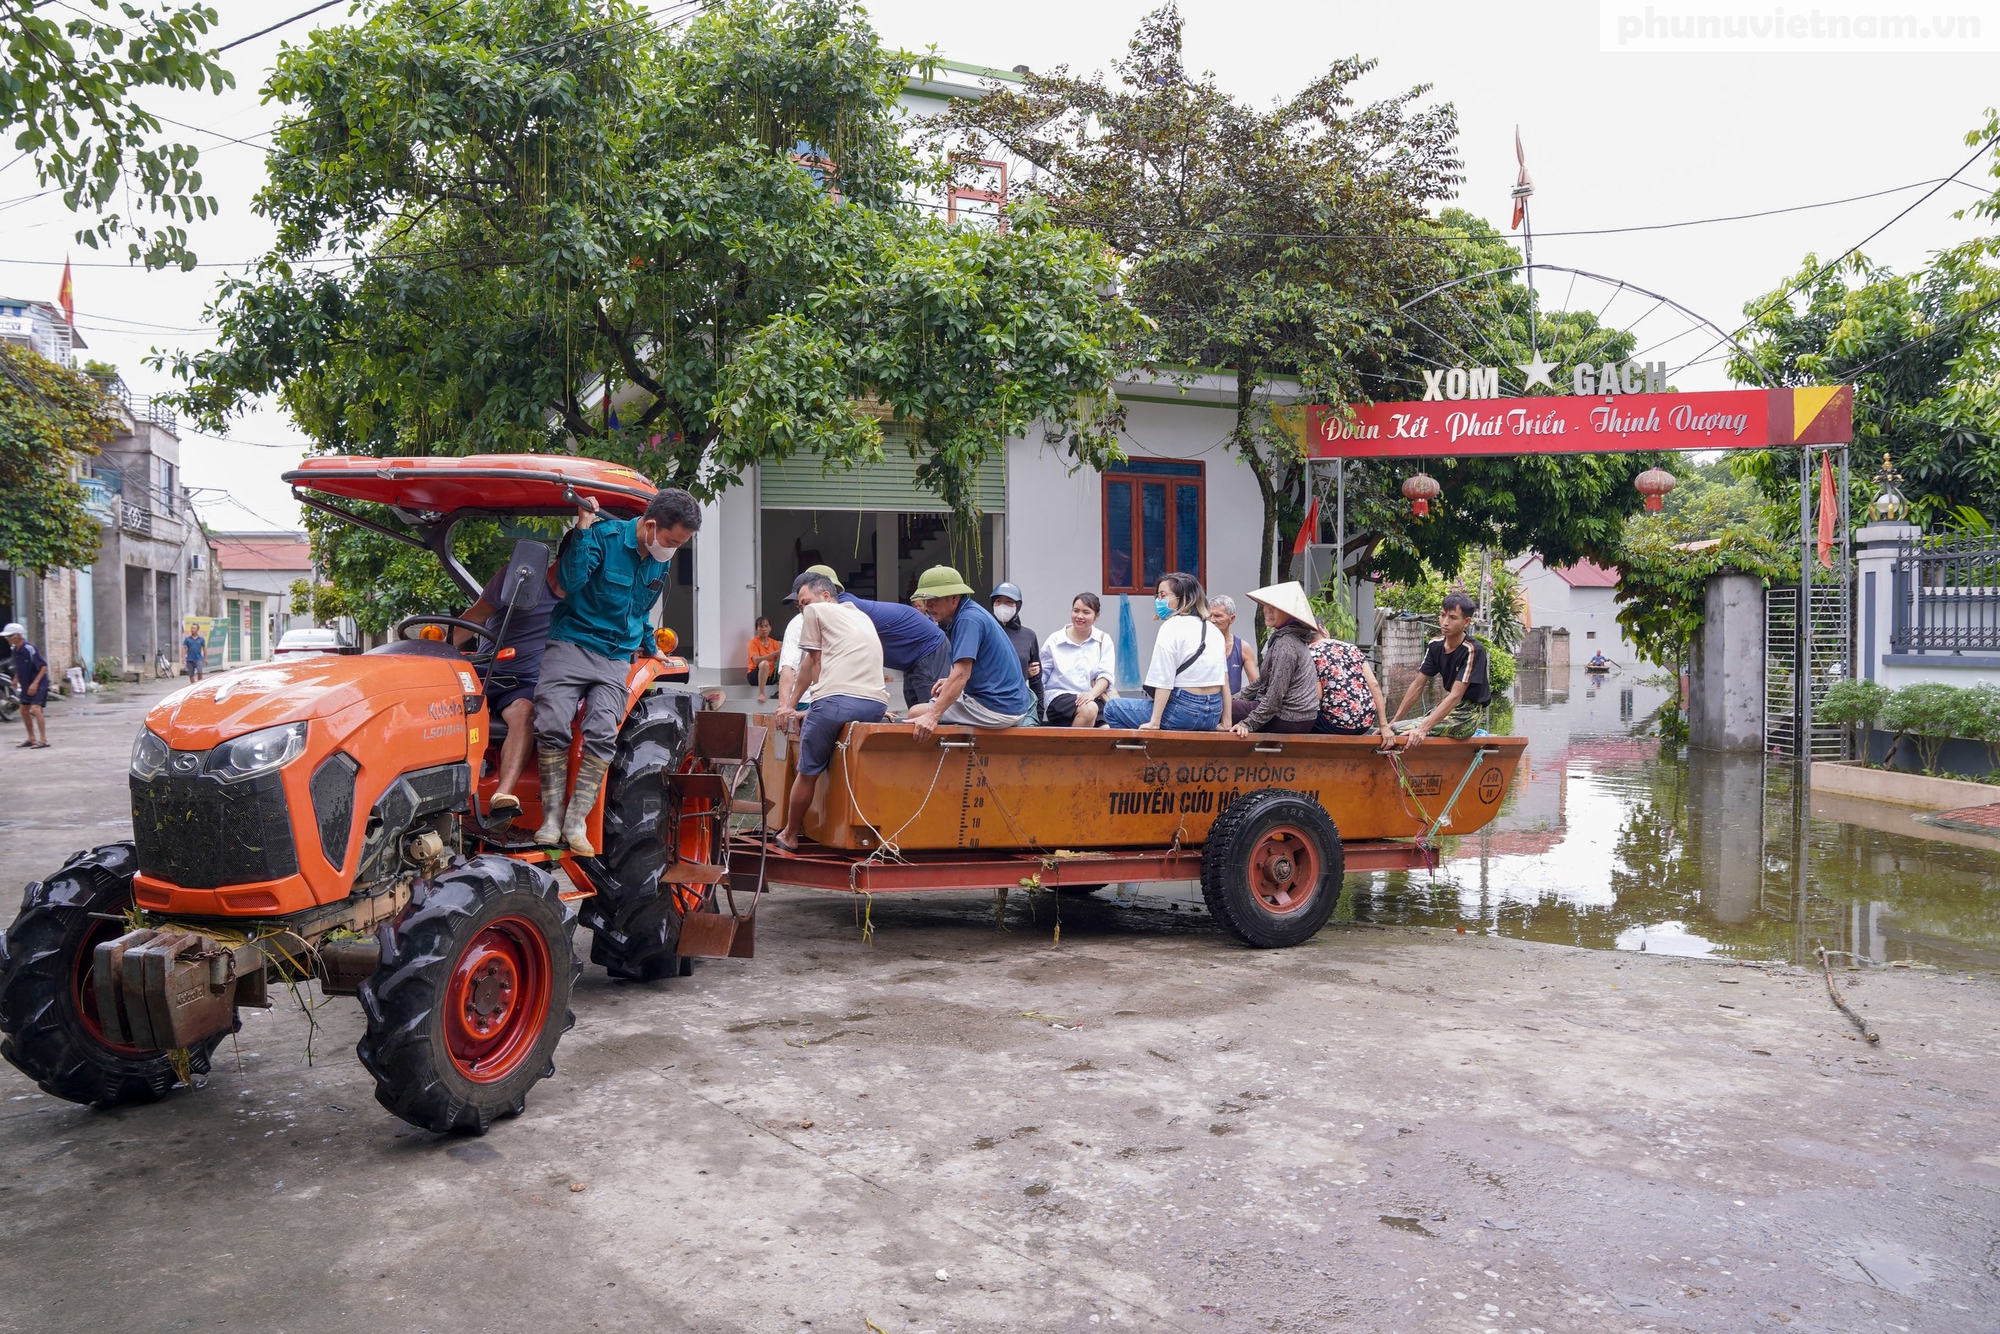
left=1765, top=579, right=1850, bottom=760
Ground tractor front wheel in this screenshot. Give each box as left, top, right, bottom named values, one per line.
left=357, top=855, right=578, bottom=1134
left=1199, top=789, right=1344, bottom=949
left=0, top=842, right=229, bottom=1107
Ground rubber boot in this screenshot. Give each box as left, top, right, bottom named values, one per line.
left=533, top=749, right=569, bottom=846
left=561, top=755, right=610, bottom=856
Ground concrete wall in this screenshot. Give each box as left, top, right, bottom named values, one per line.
left=1689, top=571, right=1766, bottom=753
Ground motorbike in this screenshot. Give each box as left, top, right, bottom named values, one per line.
left=0, top=665, right=18, bottom=724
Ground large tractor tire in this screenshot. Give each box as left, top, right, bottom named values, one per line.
left=357, top=854, right=578, bottom=1135
left=578, top=688, right=701, bottom=982
left=0, top=842, right=230, bottom=1107
left=1199, top=789, right=1344, bottom=949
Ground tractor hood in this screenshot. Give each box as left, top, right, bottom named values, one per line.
left=144, top=651, right=480, bottom=751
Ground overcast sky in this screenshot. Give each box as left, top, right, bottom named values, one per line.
left=3, top=0, right=1993, bottom=531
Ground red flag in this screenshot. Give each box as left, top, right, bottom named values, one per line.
left=1510, top=128, right=1532, bottom=231
left=1292, top=496, right=1319, bottom=556
left=56, top=256, right=73, bottom=325
left=1816, top=453, right=1837, bottom=568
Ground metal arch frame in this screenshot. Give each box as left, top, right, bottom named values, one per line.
left=1395, top=262, right=1778, bottom=389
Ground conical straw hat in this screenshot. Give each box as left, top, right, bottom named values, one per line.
left=1246, top=580, right=1320, bottom=630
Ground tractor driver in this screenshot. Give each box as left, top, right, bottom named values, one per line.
left=532, top=488, right=703, bottom=854
left=454, top=555, right=560, bottom=831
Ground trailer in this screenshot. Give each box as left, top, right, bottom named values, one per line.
left=725, top=716, right=1526, bottom=949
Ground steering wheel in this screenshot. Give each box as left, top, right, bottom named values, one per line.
left=393, top=615, right=501, bottom=665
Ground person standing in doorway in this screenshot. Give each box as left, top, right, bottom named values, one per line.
left=4, top=624, right=50, bottom=749
left=181, top=622, right=208, bottom=683
left=532, top=489, right=702, bottom=854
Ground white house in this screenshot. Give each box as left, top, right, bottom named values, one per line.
left=1513, top=554, right=1641, bottom=665
left=667, top=61, right=1289, bottom=688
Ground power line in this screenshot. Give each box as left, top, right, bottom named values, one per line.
left=1673, top=133, right=2000, bottom=380
left=215, top=0, right=346, bottom=52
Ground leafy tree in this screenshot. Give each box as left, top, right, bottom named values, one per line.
left=2, top=0, right=233, bottom=269
left=1613, top=527, right=1795, bottom=672
left=166, top=0, right=1139, bottom=531
left=1623, top=455, right=1766, bottom=546
left=1730, top=118, right=2000, bottom=528
left=930, top=3, right=1459, bottom=586
left=0, top=343, right=116, bottom=572
left=1339, top=209, right=1674, bottom=583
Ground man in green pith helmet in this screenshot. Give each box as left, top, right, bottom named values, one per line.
left=904, top=566, right=1034, bottom=742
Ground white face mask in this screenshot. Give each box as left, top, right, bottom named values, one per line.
left=992, top=601, right=1018, bottom=622
left=647, top=540, right=679, bottom=562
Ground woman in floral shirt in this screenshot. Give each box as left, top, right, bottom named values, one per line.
left=1310, top=636, right=1396, bottom=744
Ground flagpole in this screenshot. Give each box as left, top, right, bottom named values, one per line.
left=1511, top=128, right=1537, bottom=366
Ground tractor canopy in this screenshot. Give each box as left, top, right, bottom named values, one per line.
left=284, top=454, right=663, bottom=601
left=284, top=454, right=657, bottom=519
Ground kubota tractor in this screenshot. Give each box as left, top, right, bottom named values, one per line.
left=0, top=456, right=761, bottom=1134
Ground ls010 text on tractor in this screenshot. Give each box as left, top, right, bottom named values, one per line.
left=0, top=457, right=758, bottom=1134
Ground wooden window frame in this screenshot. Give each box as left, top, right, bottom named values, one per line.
left=947, top=158, right=1007, bottom=230
left=1101, top=459, right=1205, bottom=595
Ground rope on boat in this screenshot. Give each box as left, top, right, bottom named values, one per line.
left=841, top=739, right=952, bottom=887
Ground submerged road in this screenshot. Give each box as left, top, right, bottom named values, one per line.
left=2, top=678, right=1997, bottom=1332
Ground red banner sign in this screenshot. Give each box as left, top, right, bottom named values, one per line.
left=1305, top=385, right=1852, bottom=459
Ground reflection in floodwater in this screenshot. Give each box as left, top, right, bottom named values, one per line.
left=1347, top=665, right=2000, bottom=970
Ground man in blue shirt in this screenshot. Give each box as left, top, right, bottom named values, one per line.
left=903, top=566, right=1033, bottom=742
left=3, top=623, right=50, bottom=749
left=181, top=623, right=208, bottom=683
left=532, top=488, right=702, bottom=853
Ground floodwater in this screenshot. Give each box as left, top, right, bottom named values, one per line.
left=1348, top=665, right=2000, bottom=971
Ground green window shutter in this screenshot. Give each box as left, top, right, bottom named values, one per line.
left=759, top=444, right=1005, bottom=513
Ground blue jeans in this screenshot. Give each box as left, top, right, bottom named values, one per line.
left=1101, top=689, right=1224, bottom=731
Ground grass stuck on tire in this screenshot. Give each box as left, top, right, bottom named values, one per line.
left=0, top=841, right=230, bottom=1107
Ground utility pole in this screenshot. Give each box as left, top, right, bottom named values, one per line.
left=1511, top=127, right=1537, bottom=364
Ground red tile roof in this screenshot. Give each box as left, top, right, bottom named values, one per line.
left=1550, top=558, right=1620, bottom=588
left=213, top=535, right=313, bottom=571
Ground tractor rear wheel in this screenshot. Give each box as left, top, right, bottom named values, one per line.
left=357, top=854, right=577, bottom=1134
left=578, top=688, right=702, bottom=982
left=1199, top=789, right=1344, bottom=949
left=0, top=842, right=229, bottom=1107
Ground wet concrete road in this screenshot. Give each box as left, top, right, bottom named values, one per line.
left=3, top=681, right=2000, bottom=1333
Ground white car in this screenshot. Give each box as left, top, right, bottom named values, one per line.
left=271, top=627, right=346, bottom=657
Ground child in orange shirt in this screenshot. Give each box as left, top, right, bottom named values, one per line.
left=746, top=615, right=781, bottom=702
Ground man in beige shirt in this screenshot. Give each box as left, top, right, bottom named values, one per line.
left=773, top=572, right=888, bottom=850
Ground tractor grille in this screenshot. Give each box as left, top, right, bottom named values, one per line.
left=131, top=764, right=300, bottom=890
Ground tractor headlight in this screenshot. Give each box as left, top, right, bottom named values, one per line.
left=208, top=722, right=308, bottom=784
left=130, top=729, right=170, bottom=782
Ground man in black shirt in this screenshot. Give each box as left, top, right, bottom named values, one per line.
left=1390, top=592, right=1489, bottom=744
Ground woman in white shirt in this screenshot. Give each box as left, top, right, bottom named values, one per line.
left=1101, top=572, right=1232, bottom=731
left=1040, top=592, right=1116, bottom=727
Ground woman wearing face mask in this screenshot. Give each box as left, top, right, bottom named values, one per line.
left=989, top=582, right=1042, bottom=721
left=1101, top=572, right=1231, bottom=731
left=1040, top=592, right=1115, bottom=727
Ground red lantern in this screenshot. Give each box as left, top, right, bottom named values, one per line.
left=1635, top=467, right=1677, bottom=512
left=1401, top=471, right=1440, bottom=517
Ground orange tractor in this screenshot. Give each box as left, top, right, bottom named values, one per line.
left=0, top=457, right=757, bottom=1134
